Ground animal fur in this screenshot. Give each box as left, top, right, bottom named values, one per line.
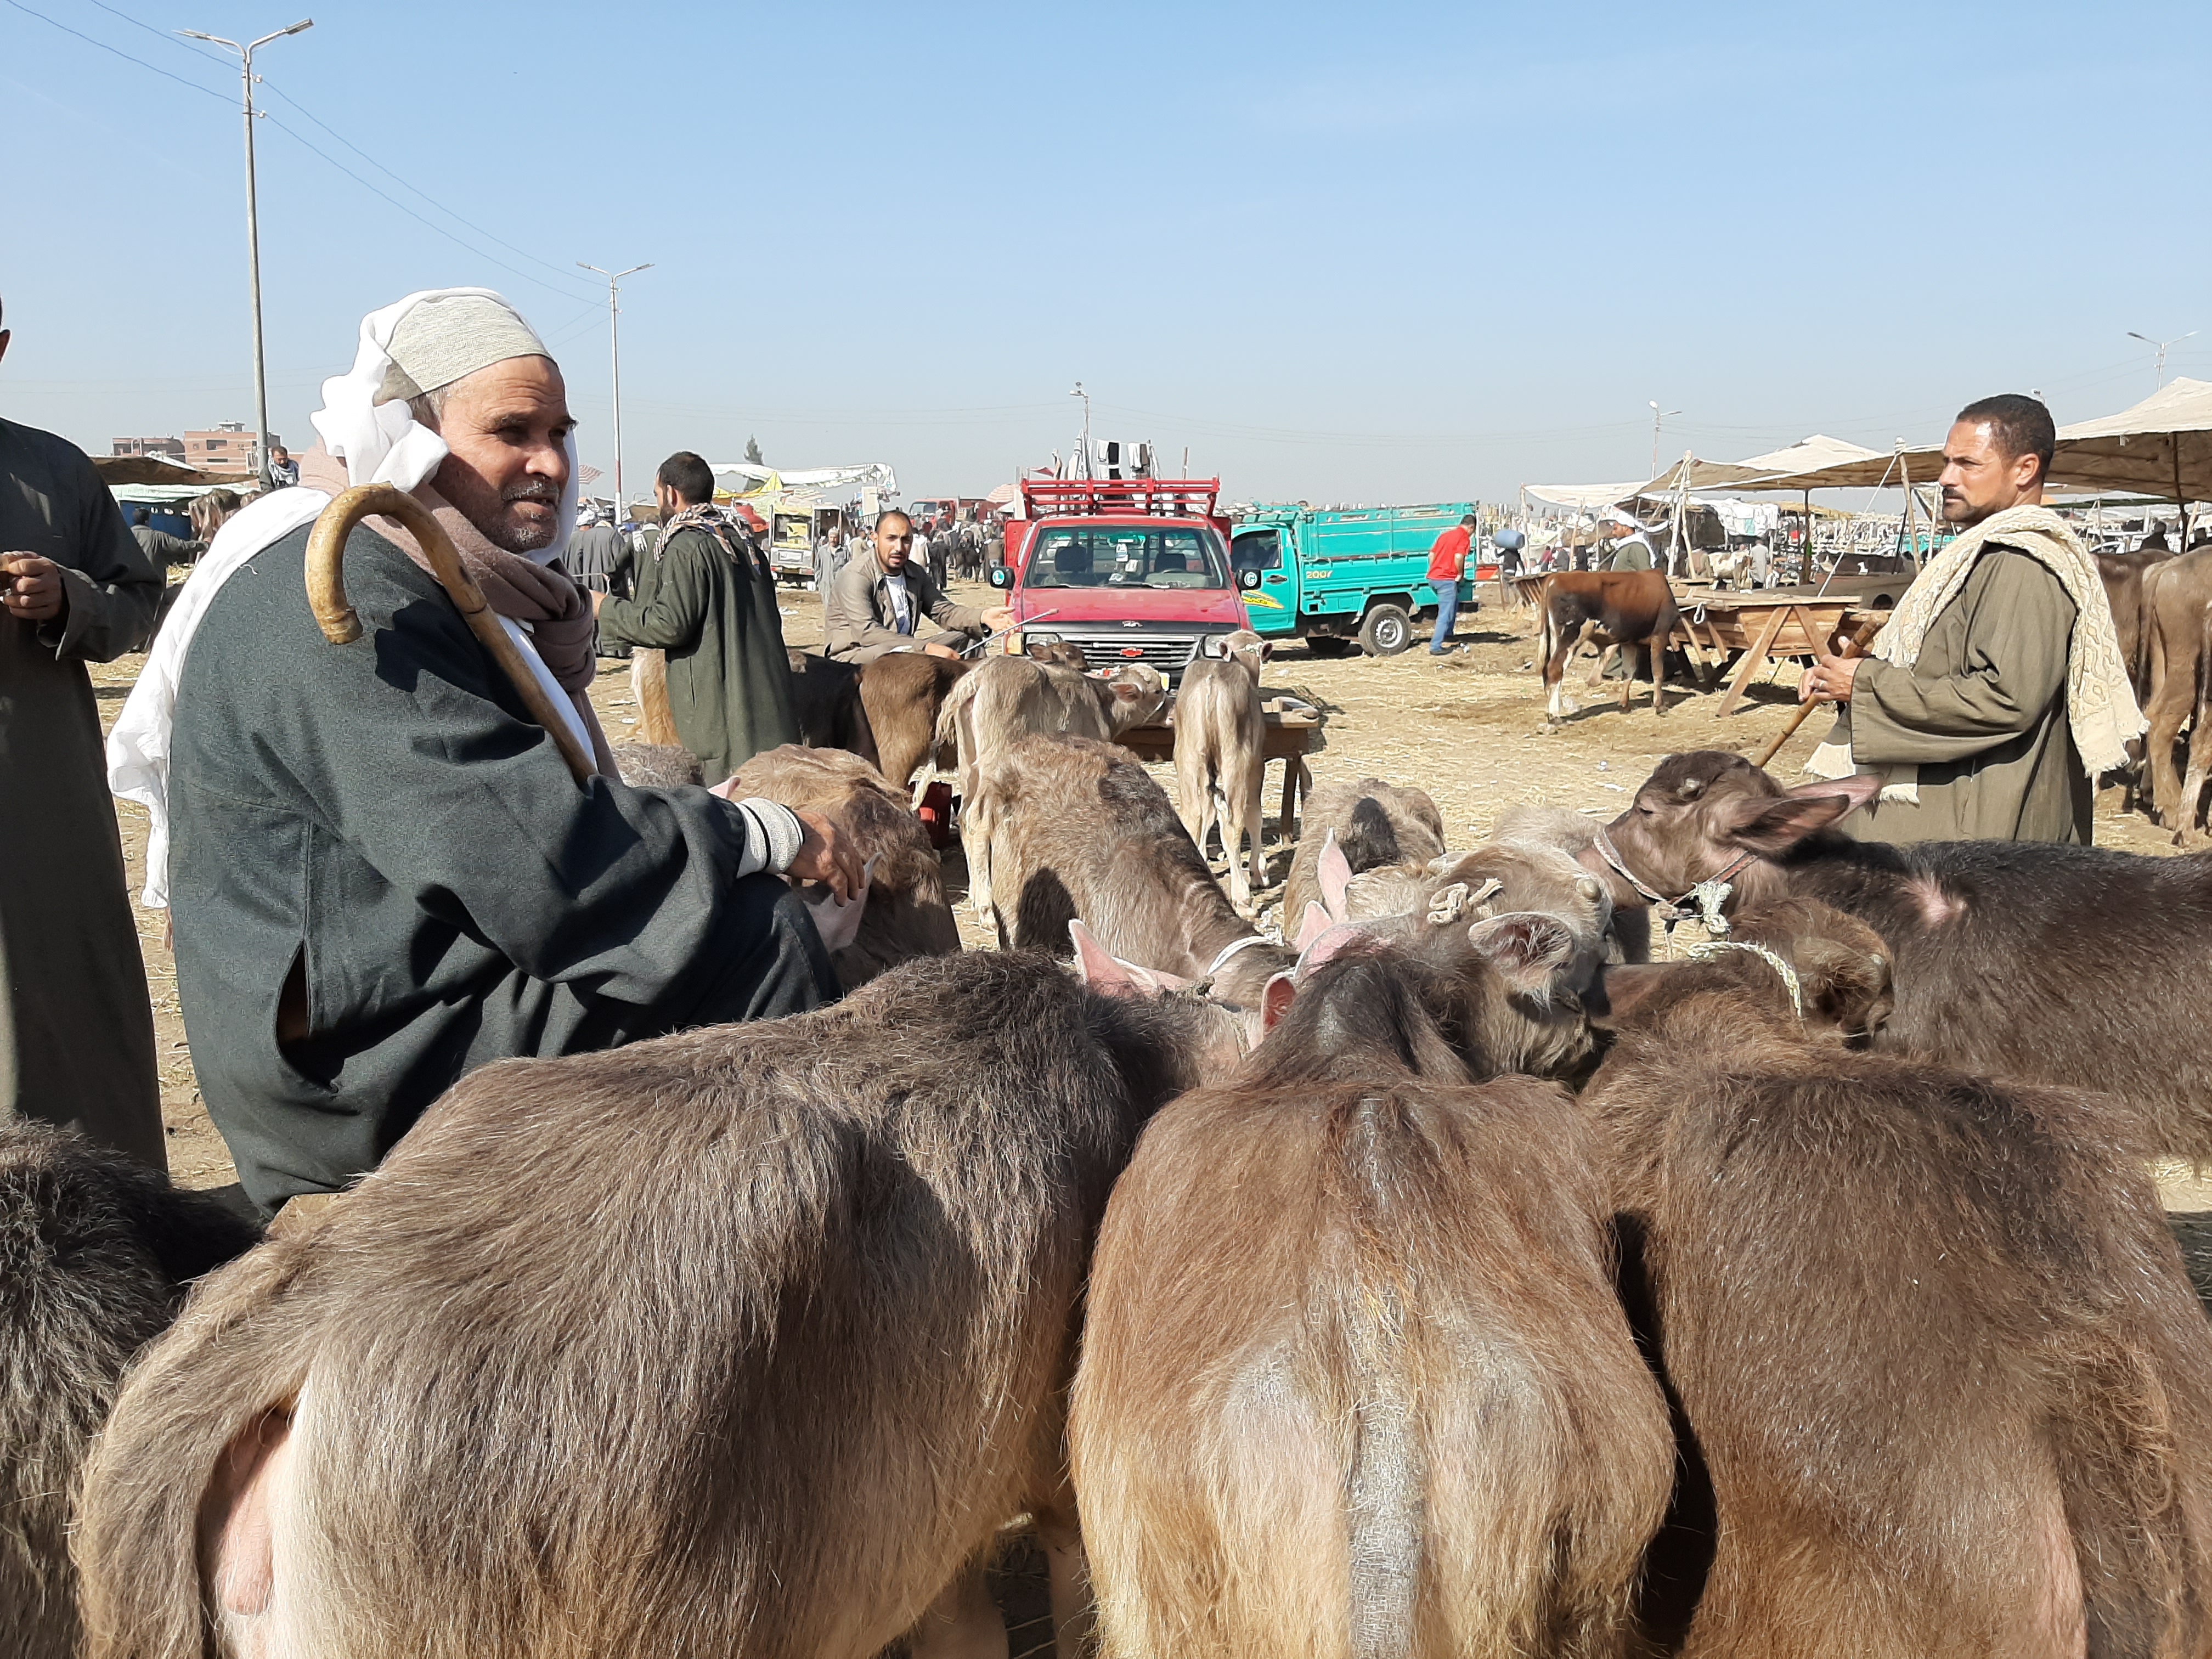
left=1172, top=630, right=1273, bottom=910
left=1282, top=777, right=1447, bottom=926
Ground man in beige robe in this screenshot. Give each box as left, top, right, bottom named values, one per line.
left=1799, top=394, right=2140, bottom=844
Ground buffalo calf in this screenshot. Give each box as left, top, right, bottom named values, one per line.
left=1173, top=629, right=1273, bottom=910
left=1588, top=901, right=2212, bottom=1657
left=1073, top=944, right=1671, bottom=1659
left=78, top=952, right=1245, bottom=1659
left=0, top=1124, right=259, bottom=1659
left=1281, top=776, right=1447, bottom=926
left=1536, top=569, right=1690, bottom=719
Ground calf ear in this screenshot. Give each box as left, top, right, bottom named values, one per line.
left=1723, top=778, right=1878, bottom=855
left=1293, top=901, right=1335, bottom=952
left=1258, top=641, right=1274, bottom=662
left=1296, top=922, right=1371, bottom=977
left=1791, top=936, right=1894, bottom=1036
left=1069, top=921, right=1164, bottom=1000
left=1261, top=971, right=1299, bottom=1031
left=1468, top=912, right=1577, bottom=997
left=1111, top=681, right=1141, bottom=702
left=1585, top=963, right=1672, bottom=1029
left=1318, top=828, right=1353, bottom=922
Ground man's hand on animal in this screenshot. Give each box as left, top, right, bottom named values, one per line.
left=780, top=804, right=866, bottom=901
left=0, top=553, right=66, bottom=623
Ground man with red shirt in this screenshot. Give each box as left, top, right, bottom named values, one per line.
left=1426, top=513, right=1477, bottom=654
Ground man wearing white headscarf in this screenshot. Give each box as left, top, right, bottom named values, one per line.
left=109, top=289, right=858, bottom=1214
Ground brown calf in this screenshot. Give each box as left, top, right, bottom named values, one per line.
left=0, top=1124, right=259, bottom=1659
left=787, top=650, right=882, bottom=768
left=77, top=951, right=1246, bottom=1659
left=1486, top=802, right=1652, bottom=962
left=859, top=651, right=971, bottom=792
left=2139, top=548, right=2212, bottom=828
left=1072, top=941, right=1672, bottom=1659
left=1280, top=775, right=1447, bottom=927
left=943, top=658, right=1169, bottom=922
left=1172, top=629, right=1273, bottom=910
left=1601, top=747, right=2212, bottom=1158
left=1535, top=569, right=1690, bottom=719
left=1587, top=900, right=2212, bottom=1658
left=726, top=743, right=961, bottom=987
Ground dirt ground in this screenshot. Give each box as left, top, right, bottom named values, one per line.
left=88, top=574, right=2210, bottom=1259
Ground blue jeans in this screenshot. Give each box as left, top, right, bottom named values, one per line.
left=1429, top=579, right=1460, bottom=648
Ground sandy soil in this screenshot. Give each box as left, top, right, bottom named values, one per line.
left=88, top=574, right=2196, bottom=1225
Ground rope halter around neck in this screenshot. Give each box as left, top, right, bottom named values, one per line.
left=1681, top=939, right=1804, bottom=1023
left=1591, top=823, right=1754, bottom=938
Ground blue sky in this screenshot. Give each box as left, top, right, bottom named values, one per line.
left=4, top=0, right=2208, bottom=504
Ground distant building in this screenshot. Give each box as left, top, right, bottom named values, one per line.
left=183, top=421, right=278, bottom=475
left=112, top=436, right=187, bottom=460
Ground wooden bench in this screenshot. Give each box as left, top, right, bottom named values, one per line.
left=1669, top=589, right=1891, bottom=718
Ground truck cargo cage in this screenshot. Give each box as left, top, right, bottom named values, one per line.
left=1020, top=477, right=1221, bottom=520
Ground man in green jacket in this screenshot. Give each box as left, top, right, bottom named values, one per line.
left=1798, top=394, right=2140, bottom=843
left=595, top=452, right=799, bottom=780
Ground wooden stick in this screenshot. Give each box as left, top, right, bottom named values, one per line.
left=1752, top=614, right=1883, bottom=770
left=306, top=484, right=596, bottom=784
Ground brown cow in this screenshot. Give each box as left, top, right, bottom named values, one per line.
left=942, top=658, right=1169, bottom=922
left=1172, top=629, right=1273, bottom=910
left=726, top=744, right=960, bottom=988
left=76, top=951, right=1249, bottom=1659
left=860, top=652, right=971, bottom=793
left=1588, top=900, right=2212, bottom=1657
left=0, top=1123, right=260, bottom=1659
left=1280, top=775, right=1447, bottom=927
left=1535, top=569, right=1695, bottom=719
left=2139, top=548, right=2212, bottom=828
left=786, top=650, right=881, bottom=766
left=1073, top=940, right=1672, bottom=1659
left=2097, top=546, right=2175, bottom=701
left=1600, top=748, right=2212, bottom=1158
left=1486, top=803, right=1652, bottom=962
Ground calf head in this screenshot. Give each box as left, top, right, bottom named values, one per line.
left=1099, top=664, right=1170, bottom=733
left=1028, top=640, right=1089, bottom=672
left=1200, top=628, right=1273, bottom=682
left=1070, top=920, right=1257, bottom=1078
left=1335, top=843, right=1612, bottom=997
left=1604, top=750, right=1884, bottom=905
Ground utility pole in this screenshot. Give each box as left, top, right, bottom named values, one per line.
left=579, top=262, right=653, bottom=516
left=1649, top=400, right=1682, bottom=476
left=1069, top=381, right=1092, bottom=479
left=181, top=18, right=313, bottom=490
left=2127, top=330, right=2197, bottom=390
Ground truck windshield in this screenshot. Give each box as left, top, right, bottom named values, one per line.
left=1025, top=525, right=1229, bottom=590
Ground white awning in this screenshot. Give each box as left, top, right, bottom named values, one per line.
left=1520, top=479, right=1644, bottom=510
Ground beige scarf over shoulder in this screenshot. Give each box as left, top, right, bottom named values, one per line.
left=1805, top=504, right=2144, bottom=803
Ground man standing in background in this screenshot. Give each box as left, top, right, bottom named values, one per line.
left=1426, top=511, right=1475, bottom=654
left=595, top=451, right=799, bottom=778
left=0, top=298, right=166, bottom=1168
left=567, top=505, right=633, bottom=658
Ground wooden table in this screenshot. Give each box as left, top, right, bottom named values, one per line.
left=1114, top=702, right=1322, bottom=834
left=1670, top=589, right=1890, bottom=718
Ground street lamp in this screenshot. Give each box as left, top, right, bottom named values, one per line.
left=179, top=18, right=314, bottom=490
left=2127, top=330, right=2197, bottom=390
left=1069, top=381, right=1091, bottom=478
left=1649, top=400, right=1683, bottom=476
left=578, top=262, right=653, bottom=518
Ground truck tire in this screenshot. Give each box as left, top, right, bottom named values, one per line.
left=1305, top=636, right=1354, bottom=658
left=1358, top=603, right=1413, bottom=657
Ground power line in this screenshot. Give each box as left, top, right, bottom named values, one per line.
left=3, top=0, right=228, bottom=101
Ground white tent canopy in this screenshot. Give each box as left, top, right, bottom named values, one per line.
left=1631, top=434, right=1885, bottom=498
left=709, top=461, right=899, bottom=495
left=1520, top=479, right=1645, bottom=510
left=2044, top=377, right=2212, bottom=501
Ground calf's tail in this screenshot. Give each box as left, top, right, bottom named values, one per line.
left=1536, top=582, right=1558, bottom=680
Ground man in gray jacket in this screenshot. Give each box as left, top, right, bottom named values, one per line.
left=823, top=508, right=1011, bottom=663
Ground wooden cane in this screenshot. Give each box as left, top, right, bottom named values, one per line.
left=1752, top=613, right=1884, bottom=771
left=306, top=484, right=596, bottom=784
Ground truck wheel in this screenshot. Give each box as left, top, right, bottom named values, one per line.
left=1358, top=604, right=1413, bottom=657
left=1305, top=636, right=1353, bottom=658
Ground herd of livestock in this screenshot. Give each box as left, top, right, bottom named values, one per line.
left=13, top=625, right=2212, bottom=1659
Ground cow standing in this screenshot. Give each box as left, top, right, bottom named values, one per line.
left=1073, top=939, right=1672, bottom=1659
left=1172, top=629, right=1273, bottom=910
left=1534, top=569, right=1694, bottom=718
left=1588, top=900, right=2212, bottom=1656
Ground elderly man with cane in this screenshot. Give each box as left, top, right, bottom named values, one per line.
left=109, top=288, right=860, bottom=1215
left=1797, top=393, right=2140, bottom=843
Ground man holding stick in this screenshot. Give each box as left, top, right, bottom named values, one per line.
left=1797, top=394, right=2140, bottom=843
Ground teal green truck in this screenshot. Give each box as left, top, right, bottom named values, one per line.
left=1229, top=502, right=1493, bottom=656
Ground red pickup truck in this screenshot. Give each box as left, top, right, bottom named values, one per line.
left=988, top=478, right=1246, bottom=684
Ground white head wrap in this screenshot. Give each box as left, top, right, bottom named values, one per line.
left=108, top=287, right=584, bottom=907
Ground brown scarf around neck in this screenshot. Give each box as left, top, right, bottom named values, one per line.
left=298, top=444, right=614, bottom=774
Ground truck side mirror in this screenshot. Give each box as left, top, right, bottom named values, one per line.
left=1238, top=568, right=1261, bottom=590
left=989, top=566, right=1012, bottom=589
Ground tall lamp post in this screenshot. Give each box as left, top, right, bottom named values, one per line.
left=1649, top=400, right=1682, bottom=477
left=579, top=262, right=653, bottom=518
left=180, top=18, right=314, bottom=490
left=2127, top=329, right=2197, bottom=390
left=1069, top=381, right=1091, bottom=479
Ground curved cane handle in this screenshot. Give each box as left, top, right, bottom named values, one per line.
left=305, top=484, right=596, bottom=784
